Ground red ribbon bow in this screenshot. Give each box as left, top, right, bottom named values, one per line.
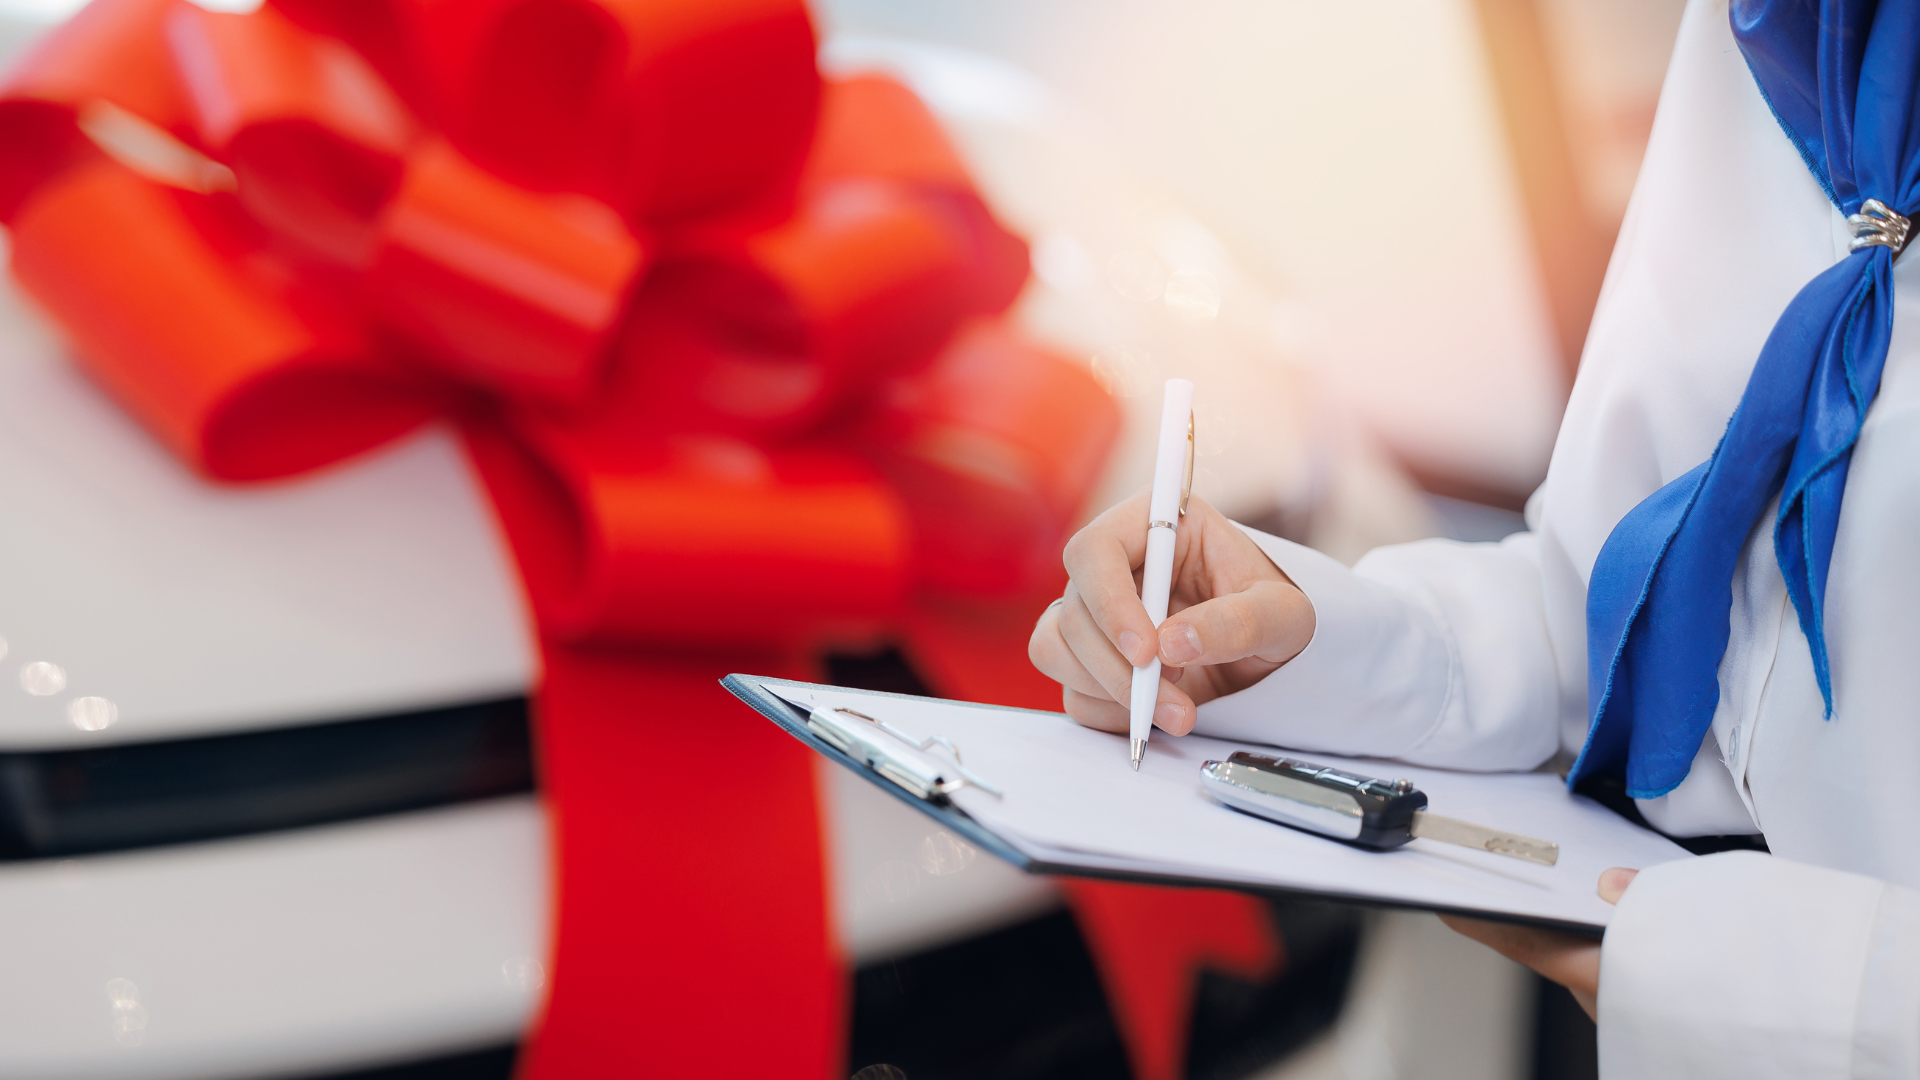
left=1, top=2, right=1277, bottom=1076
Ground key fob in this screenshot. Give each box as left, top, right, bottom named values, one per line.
left=1200, top=751, right=1427, bottom=850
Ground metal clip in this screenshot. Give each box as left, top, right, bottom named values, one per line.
left=804, top=705, right=1004, bottom=801
left=1848, top=198, right=1913, bottom=257
left=877, top=721, right=1005, bottom=797
left=1179, top=410, right=1195, bottom=518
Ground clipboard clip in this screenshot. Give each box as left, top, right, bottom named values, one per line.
left=804, top=705, right=1004, bottom=803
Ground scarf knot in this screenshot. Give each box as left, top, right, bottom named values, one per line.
left=1847, top=198, right=1912, bottom=255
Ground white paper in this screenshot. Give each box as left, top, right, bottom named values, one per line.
left=765, top=680, right=1690, bottom=929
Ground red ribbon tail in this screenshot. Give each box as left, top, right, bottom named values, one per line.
left=517, top=645, right=844, bottom=1080
left=1064, top=880, right=1283, bottom=1080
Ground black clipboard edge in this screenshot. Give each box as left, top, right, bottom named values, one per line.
left=722, top=674, right=1605, bottom=941
left=722, top=674, right=1035, bottom=873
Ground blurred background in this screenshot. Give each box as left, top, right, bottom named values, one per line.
left=0, top=1, right=1683, bottom=1078
left=818, top=0, right=1682, bottom=521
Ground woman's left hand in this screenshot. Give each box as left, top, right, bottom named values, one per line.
left=1438, top=866, right=1640, bottom=1020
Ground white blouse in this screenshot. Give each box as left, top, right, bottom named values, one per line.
left=1194, top=1, right=1920, bottom=1075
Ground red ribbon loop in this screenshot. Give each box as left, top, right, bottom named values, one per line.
left=8, top=159, right=437, bottom=479
left=168, top=1, right=414, bottom=266
left=391, top=0, right=820, bottom=223
left=368, top=140, right=645, bottom=402
left=864, top=320, right=1121, bottom=598
left=0, top=0, right=189, bottom=221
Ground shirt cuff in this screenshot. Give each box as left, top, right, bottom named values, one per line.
left=1190, top=525, right=1454, bottom=759
left=1599, top=850, right=1920, bottom=1079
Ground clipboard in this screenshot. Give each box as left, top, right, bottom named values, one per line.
left=723, top=674, right=1693, bottom=937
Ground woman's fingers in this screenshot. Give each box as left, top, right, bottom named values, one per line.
left=1157, top=579, right=1314, bottom=669
left=1063, top=681, right=1196, bottom=735
left=1046, top=493, right=1300, bottom=734
left=1598, top=867, right=1639, bottom=903
left=1151, top=677, right=1196, bottom=734
left=1058, top=586, right=1144, bottom=703
left=1061, top=494, right=1158, bottom=667
left=1029, top=598, right=1113, bottom=701
left=1042, top=588, right=1201, bottom=732
left=1438, top=915, right=1602, bottom=1020
left=1063, top=687, right=1129, bottom=732
left=1441, top=865, right=1637, bottom=1022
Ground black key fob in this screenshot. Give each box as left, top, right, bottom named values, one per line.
left=1200, top=751, right=1427, bottom=850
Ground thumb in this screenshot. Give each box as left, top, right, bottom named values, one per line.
left=1598, top=867, right=1639, bottom=904
left=1157, top=580, right=1313, bottom=668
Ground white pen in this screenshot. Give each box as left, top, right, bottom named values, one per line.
left=1129, top=378, right=1195, bottom=770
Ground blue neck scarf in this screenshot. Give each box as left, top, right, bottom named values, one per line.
left=1569, top=0, right=1920, bottom=800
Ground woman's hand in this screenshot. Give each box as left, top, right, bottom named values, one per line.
left=1439, top=867, right=1640, bottom=1020
left=1028, top=492, right=1315, bottom=735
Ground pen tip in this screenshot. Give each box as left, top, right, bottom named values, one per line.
left=1130, top=739, right=1145, bottom=770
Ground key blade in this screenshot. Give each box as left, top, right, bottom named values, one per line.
left=1409, top=811, right=1559, bottom=866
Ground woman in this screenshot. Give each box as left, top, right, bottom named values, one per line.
left=1030, top=1, right=1920, bottom=1075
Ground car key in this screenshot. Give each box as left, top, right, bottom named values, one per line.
left=1200, top=752, right=1558, bottom=866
